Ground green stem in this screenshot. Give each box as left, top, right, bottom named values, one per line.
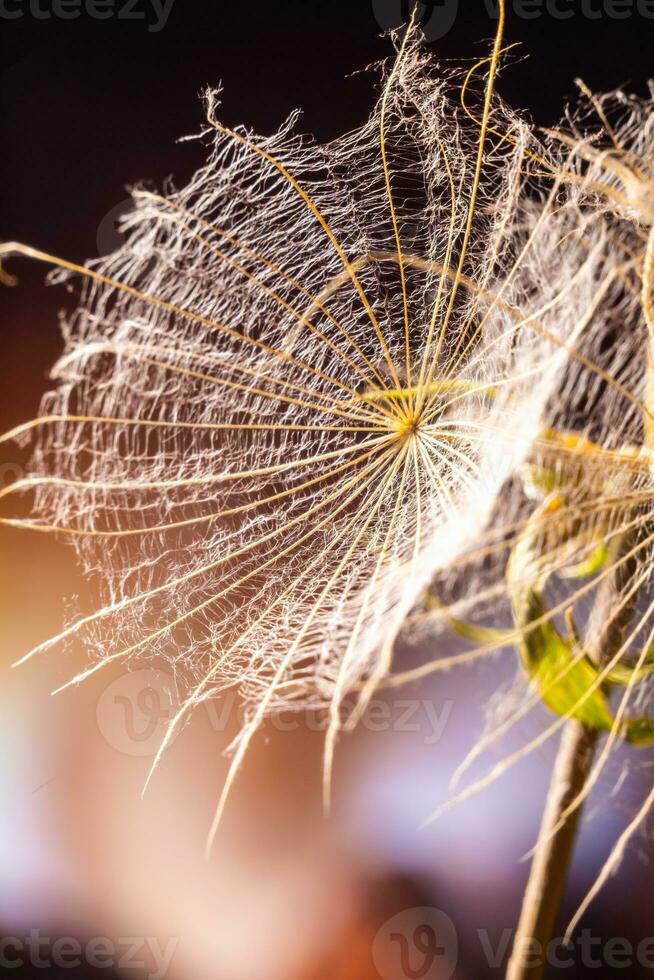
left=506, top=542, right=637, bottom=980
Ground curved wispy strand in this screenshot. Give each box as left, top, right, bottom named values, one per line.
left=0, top=20, right=609, bottom=847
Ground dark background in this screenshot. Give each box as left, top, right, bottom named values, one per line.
left=2, top=2, right=654, bottom=979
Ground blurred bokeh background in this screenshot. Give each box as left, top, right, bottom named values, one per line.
left=2, top=1, right=654, bottom=977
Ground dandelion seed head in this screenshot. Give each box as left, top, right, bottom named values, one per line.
left=1, top=35, right=582, bottom=825
left=544, top=83, right=654, bottom=228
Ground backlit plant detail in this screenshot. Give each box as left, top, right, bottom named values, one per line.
left=3, top=5, right=654, bottom=977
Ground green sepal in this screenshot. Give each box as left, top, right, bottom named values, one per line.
left=561, top=542, right=610, bottom=580
left=623, top=718, right=654, bottom=745
left=515, top=585, right=614, bottom=732
left=424, top=592, right=508, bottom=646
left=507, top=493, right=653, bottom=742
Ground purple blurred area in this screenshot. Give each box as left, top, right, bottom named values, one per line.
left=1, top=554, right=653, bottom=978
left=2, top=1, right=654, bottom=977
